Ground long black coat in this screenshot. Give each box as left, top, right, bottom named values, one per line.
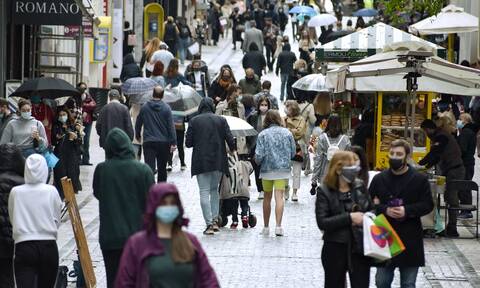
left=208, top=81, right=230, bottom=105
left=242, top=51, right=267, bottom=78
left=185, top=98, right=235, bottom=177
left=369, top=168, right=434, bottom=267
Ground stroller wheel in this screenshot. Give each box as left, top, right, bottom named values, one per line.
left=248, top=213, right=257, bottom=228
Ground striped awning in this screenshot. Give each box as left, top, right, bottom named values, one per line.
left=316, top=22, right=446, bottom=62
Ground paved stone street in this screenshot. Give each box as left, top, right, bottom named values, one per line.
left=57, top=21, right=480, bottom=288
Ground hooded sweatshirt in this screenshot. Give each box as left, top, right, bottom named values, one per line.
left=93, top=128, right=155, bottom=250
left=120, top=53, right=142, bottom=83
left=0, top=116, right=48, bottom=151
left=8, top=154, right=62, bottom=244
left=135, top=99, right=176, bottom=145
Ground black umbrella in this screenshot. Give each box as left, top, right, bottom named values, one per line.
left=324, top=30, right=354, bottom=43
left=10, top=77, right=80, bottom=99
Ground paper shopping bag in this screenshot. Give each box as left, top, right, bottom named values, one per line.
left=373, top=214, right=406, bottom=257
left=363, top=212, right=392, bottom=261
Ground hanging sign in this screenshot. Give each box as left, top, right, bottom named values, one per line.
left=12, top=0, right=82, bottom=25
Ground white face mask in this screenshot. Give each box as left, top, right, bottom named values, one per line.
left=59, top=115, right=68, bottom=123
left=259, top=106, right=268, bottom=113
left=81, top=94, right=86, bottom=101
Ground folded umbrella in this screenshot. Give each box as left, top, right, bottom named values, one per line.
left=163, top=84, right=202, bottom=116
left=10, top=77, right=80, bottom=99
left=292, top=74, right=330, bottom=92
left=121, top=77, right=158, bottom=95
left=221, top=115, right=258, bottom=137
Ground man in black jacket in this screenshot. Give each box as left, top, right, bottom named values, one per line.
left=275, top=43, right=296, bottom=101
left=185, top=98, right=235, bottom=235
left=419, top=119, right=464, bottom=236
left=370, top=139, right=433, bottom=288
left=242, top=43, right=267, bottom=78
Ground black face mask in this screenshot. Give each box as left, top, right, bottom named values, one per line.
left=389, top=158, right=405, bottom=171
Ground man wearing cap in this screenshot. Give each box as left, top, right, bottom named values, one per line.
left=96, top=89, right=134, bottom=149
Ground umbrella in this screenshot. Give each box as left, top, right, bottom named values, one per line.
left=289, top=5, right=316, bottom=15
left=129, top=90, right=153, bottom=105
left=121, top=77, right=158, bottom=95
left=308, top=14, right=337, bottom=27
left=10, top=77, right=80, bottom=99
left=221, top=115, right=258, bottom=137
left=353, top=8, right=378, bottom=17
left=163, top=84, right=202, bottom=116
left=292, top=74, right=330, bottom=92
left=323, top=30, right=353, bottom=43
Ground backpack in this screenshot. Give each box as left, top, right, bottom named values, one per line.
left=325, top=134, right=345, bottom=161
left=180, top=25, right=190, bottom=38
left=164, top=24, right=177, bottom=41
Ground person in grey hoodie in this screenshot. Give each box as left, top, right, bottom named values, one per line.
left=8, top=153, right=62, bottom=288
left=135, top=86, right=177, bottom=182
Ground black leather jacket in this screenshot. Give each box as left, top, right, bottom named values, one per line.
left=315, top=179, right=373, bottom=244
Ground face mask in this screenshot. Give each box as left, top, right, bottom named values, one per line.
left=246, top=76, right=254, bottom=81
left=259, top=106, right=268, bottom=113
left=155, top=205, right=180, bottom=224
left=457, top=120, right=464, bottom=129
left=389, top=157, right=405, bottom=171
left=81, top=94, right=87, bottom=101
left=31, top=95, right=41, bottom=104
left=59, top=115, right=68, bottom=123
left=21, top=112, right=31, bottom=120
left=340, top=165, right=360, bottom=183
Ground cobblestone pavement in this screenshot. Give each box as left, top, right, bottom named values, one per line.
left=58, top=19, right=480, bottom=288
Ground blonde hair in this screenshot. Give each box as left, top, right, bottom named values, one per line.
left=313, top=93, right=331, bottom=115
left=460, top=112, right=473, bottom=123
left=294, top=59, right=307, bottom=70
left=285, top=100, right=301, bottom=117
left=323, top=151, right=356, bottom=190
left=145, top=38, right=161, bottom=62
left=436, top=112, right=456, bottom=134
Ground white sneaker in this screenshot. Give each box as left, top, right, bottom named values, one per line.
left=292, top=192, right=298, bottom=202
left=261, top=227, right=269, bottom=236
left=275, top=227, right=284, bottom=236
left=258, top=191, right=264, bottom=200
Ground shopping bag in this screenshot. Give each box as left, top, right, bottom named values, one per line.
left=363, top=212, right=392, bottom=261
left=373, top=214, right=406, bottom=257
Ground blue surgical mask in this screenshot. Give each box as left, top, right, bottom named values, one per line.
left=31, top=95, right=42, bottom=104
left=457, top=120, right=464, bottom=129
left=155, top=205, right=180, bottom=224
left=59, top=115, right=68, bottom=123
left=21, top=112, right=31, bottom=120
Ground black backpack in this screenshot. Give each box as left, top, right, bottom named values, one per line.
left=164, top=24, right=177, bottom=41
left=179, top=25, right=190, bottom=38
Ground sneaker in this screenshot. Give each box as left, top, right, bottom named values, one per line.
left=180, top=164, right=187, bottom=171
left=230, top=222, right=238, bottom=229
left=291, top=192, right=298, bottom=202
left=166, top=165, right=172, bottom=172
left=261, top=227, right=269, bottom=236
left=203, top=225, right=215, bottom=235
left=212, top=222, right=220, bottom=232
left=258, top=191, right=264, bottom=200
left=275, top=227, right=284, bottom=236
left=458, top=211, right=473, bottom=219
left=284, top=189, right=289, bottom=200
left=241, top=216, right=249, bottom=228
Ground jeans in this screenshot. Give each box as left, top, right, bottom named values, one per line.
left=178, top=37, right=189, bottom=64
left=14, top=240, right=58, bottom=288
left=376, top=266, right=419, bottom=288
left=102, top=249, right=123, bottom=288
left=168, top=129, right=185, bottom=166
left=143, top=141, right=171, bottom=182
left=280, top=73, right=289, bottom=101
left=197, top=171, right=222, bottom=225
left=82, top=122, right=92, bottom=164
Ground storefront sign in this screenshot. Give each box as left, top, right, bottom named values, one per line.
left=65, top=17, right=93, bottom=38
left=316, top=49, right=376, bottom=62
left=12, top=0, right=82, bottom=25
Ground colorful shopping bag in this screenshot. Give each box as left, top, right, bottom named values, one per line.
left=363, top=212, right=392, bottom=261
left=373, top=214, right=406, bottom=257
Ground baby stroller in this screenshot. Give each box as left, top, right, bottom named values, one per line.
left=218, top=154, right=257, bottom=229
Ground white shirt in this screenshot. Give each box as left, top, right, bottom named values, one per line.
left=148, top=50, right=174, bottom=72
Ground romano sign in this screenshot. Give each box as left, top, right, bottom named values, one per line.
left=12, top=0, right=82, bottom=25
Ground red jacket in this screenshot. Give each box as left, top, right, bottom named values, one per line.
left=82, top=94, right=97, bottom=125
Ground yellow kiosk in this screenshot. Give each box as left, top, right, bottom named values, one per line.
left=144, top=3, right=165, bottom=42
left=90, top=16, right=111, bottom=63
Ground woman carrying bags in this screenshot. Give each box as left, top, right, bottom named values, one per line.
left=315, top=151, right=373, bottom=288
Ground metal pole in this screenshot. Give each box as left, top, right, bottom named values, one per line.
left=404, top=90, right=410, bottom=138
left=21, top=25, right=25, bottom=82
left=0, top=0, right=6, bottom=98
left=410, top=90, right=416, bottom=144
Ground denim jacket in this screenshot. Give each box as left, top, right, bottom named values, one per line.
left=255, top=125, right=296, bottom=174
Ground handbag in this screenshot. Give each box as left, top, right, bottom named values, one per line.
left=127, top=33, right=137, bottom=46
left=373, top=214, right=405, bottom=257
left=363, top=212, right=392, bottom=261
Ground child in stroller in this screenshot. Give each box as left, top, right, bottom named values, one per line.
left=219, top=154, right=257, bottom=229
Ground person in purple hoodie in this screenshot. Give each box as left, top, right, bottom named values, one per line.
left=115, top=183, right=219, bottom=288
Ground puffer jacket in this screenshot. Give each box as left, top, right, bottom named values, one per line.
left=0, top=144, right=25, bottom=259
left=255, top=125, right=296, bottom=175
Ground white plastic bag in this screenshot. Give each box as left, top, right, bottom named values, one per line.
left=363, top=212, right=391, bottom=261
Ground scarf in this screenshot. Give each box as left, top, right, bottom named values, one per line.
left=219, top=78, right=231, bottom=88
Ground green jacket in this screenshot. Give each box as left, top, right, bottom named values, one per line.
left=93, top=128, right=154, bottom=250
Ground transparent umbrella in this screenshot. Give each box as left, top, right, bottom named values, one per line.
left=221, top=115, right=258, bottom=137
left=292, top=74, right=330, bottom=92
left=163, top=84, right=203, bottom=116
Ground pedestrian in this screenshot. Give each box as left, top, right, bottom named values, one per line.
left=247, top=96, right=271, bottom=200
left=78, top=82, right=96, bottom=166
left=419, top=119, right=464, bottom=237
left=52, top=107, right=82, bottom=199
left=255, top=110, right=296, bottom=236
left=456, top=113, right=477, bottom=219
left=185, top=57, right=210, bottom=97
left=115, top=183, right=219, bottom=287
left=299, top=30, right=315, bottom=65
left=370, top=139, right=434, bottom=288
left=242, top=21, right=264, bottom=54
left=311, top=114, right=351, bottom=185
left=313, top=93, right=332, bottom=125
left=208, top=66, right=236, bottom=105
left=286, top=59, right=308, bottom=100
left=0, top=144, right=24, bottom=288
left=93, top=128, right=155, bottom=288
left=150, top=43, right=175, bottom=74
left=316, top=151, right=372, bottom=288
left=351, top=109, right=374, bottom=152
left=135, top=86, right=177, bottom=182
left=30, top=95, right=55, bottom=145
left=284, top=100, right=307, bottom=201
left=290, top=12, right=298, bottom=40
left=263, top=17, right=280, bottom=72
left=208, top=5, right=221, bottom=46
left=242, top=43, right=267, bottom=78
left=230, top=7, right=245, bottom=50
left=275, top=43, right=297, bottom=102
left=241, top=94, right=256, bottom=118
left=9, top=154, right=62, bottom=288
left=123, top=21, right=134, bottom=57
left=0, top=98, right=14, bottom=139
left=239, top=68, right=262, bottom=96
left=346, top=19, right=354, bottom=31
left=349, top=145, right=370, bottom=186
left=164, top=59, right=192, bottom=87
left=96, top=89, right=134, bottom=149
left=264, top=4, right=279, bottom=26
left=177, top=17, right=192, bottom=65
left=254, top=80, right=279, bottom=110
left=185, top=98, right=236, bottom=235
left=167, top=114, right=187, bottom=173
left=141, top=38, right=161, bottom=77
left=298, top=93, right=316, bottom=175
left=164, top=16, right=179, bottom=56
left=120, top=53, right=142, bottom=83
left=355, top=16, right=366, bottom=30
left=150, top=61, right=165, bottom=87
left=216, top=84, right=246, bottom=119
left=0, top=99, right=48, bottom=158
left=253, top=3, right=265, bottom=31
left=277, top=6, right=288, bottom=33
